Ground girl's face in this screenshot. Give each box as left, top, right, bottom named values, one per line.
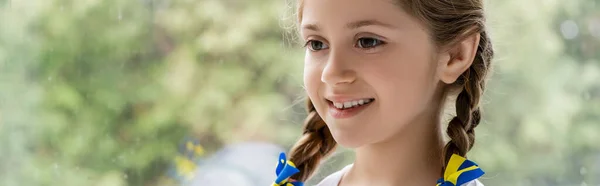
left=301, top=0, right=443, bottom=148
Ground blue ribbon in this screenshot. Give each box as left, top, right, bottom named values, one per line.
left=436, top=154, right=485, bottom=186
left=272, top=152, right=304, bottom=186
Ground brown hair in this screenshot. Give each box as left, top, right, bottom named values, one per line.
left=288, top=0, right=494, bottom=181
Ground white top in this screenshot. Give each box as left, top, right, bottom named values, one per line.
left=315, top=164, right=484, bottom=186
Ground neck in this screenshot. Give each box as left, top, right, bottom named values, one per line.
left=343, top=110, right=445, bottom=186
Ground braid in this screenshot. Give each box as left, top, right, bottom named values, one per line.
left=288, top=98, right=337, bottom=182
left=442, top=29, right=493, bottom=169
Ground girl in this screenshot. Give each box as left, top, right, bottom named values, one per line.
left=273, top=0, right=494, bottom=185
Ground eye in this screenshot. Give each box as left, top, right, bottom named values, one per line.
left=304, top=40, right=329, bottom=51
left=356, top=37, right=385, bottom=49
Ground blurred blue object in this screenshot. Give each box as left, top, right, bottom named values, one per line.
left=183, top=142, right=285, bottom=186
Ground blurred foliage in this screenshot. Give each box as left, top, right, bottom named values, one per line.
left=0, top=0, right=599, bottom=186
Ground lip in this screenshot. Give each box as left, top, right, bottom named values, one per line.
left=325, top=98, right=375, bottom=119
left=325, top=95, right=375, bottom=103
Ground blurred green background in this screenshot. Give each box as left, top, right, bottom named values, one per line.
left=0, top=0, right=599, bottom=185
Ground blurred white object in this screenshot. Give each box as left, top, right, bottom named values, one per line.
left=184, top=142, right=285, bottom=186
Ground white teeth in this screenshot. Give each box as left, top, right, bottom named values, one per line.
left=334, top=102, right=344, bottom=109
left=333, top=99, right=373, bottom=109
left=343, top=102, right=352, bottom=108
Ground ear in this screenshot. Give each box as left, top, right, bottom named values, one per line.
left=436, top=33, right=481, bottom=84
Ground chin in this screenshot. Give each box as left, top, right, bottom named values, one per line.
left=329, top=129, right=370, bottom=149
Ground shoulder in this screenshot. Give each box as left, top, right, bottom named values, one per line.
left=314, top=164, right=353, bottom=186
left=461, top=179, right=484, bottom=186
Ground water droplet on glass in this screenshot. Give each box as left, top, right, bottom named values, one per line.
left=118, top=11, right=122, bottom=21
left=48, top=76, right=52, bottom=81
left=560, top=20, right=579, bottom=40
left=60, top=6, right=64, bottom=11
left=580, top=182, right=587, bottom=186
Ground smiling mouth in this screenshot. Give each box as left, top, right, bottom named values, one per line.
left=327, top=98, right=375, bottom=110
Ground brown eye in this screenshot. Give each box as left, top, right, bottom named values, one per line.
left=356, top=37, right=385, bottom=48
left=305, top=40, right=329, bottom=51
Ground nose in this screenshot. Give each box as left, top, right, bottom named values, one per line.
left=321, top=49, right=357, bottom=86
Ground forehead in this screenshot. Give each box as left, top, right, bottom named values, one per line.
left=300, top=0, right=416, bottom=32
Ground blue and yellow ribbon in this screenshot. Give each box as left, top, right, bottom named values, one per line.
left=271, top=152, right=481, bottom=186
left=272, top=152, right=304, bottom=186
left=436, top=154, right=485, bottom=186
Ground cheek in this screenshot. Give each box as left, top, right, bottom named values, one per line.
left=303, top=57, right=323, bottom=104
left=374, top=48, right=435, bottom=91
left=367, top=48, right=438, bottom=125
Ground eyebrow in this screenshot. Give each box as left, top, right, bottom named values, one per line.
left=302, top=19, right=396, bottom=31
